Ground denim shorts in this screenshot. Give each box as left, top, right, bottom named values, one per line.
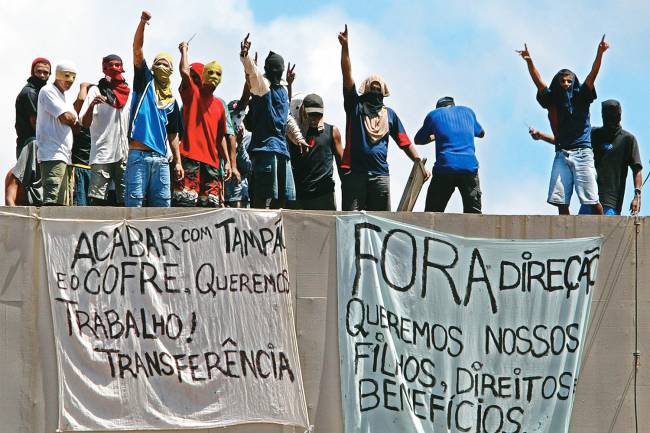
left=548, top=148, right=599, bottom=206
left=124, top=149, right=171, bottom=207
left=250, top=152, right=296, bottom=202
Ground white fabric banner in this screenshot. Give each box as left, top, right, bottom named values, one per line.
left=42, top=209, right=309, bottom=431
left=337, top=214, right=601, bottom=433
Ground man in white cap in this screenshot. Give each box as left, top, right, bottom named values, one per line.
left=36, top=60, right=78, bottom=205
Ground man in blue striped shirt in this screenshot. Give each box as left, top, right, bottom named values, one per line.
left=414, top=97, right=485, bottom=213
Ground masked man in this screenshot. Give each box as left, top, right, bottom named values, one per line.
left=173, top=41, right=232, bottom=207
left=239, top=34, right=307, bottom=209
left=80, top=54, right=131, bottom=205
left=338, top=25, right=429, bottom=211
left=125, top=10, right=183, bottom=207
left=36, top=61, right=78, bottom=205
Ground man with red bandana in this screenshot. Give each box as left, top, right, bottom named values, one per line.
left=80, top=54, right=131, bottom=205
left=173, top=40, right=232, bottom=207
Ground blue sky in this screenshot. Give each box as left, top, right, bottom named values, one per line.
left=1, top=0, right=648, bottom=214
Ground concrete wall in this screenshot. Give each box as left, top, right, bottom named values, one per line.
left=0, top=207, right=647, bottom=433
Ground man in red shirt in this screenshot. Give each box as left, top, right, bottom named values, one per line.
left=173, top=41, right=232, bottom=207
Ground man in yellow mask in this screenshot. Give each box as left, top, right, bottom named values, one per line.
left=125, top=10, right=183, bottom=207
left=35, top=60, right=79, bottom=205
left=172, top=40, right=233, bottom=207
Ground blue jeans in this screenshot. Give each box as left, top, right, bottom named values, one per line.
left=124, top=150, right=171, bottom=207
left=579, top=204, right=619, bottom=215
left=250, top=152, right=296, bottom=208
left=73, top=166, right=91, bottom=206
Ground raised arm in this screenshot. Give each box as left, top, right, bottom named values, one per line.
left=178, top=41, right=191, bottom=85
left=339, top=25, right=354, bottom=91
left=584, top=35, right=609, bottom=90
left=240, top=34, right=269, bottom=96
left=517, top=44, right=547, bottom=92
left=529, top=127, right=555, bottom=145
left=133, top=11, right=151, bottom=67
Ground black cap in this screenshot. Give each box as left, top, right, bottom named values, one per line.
left=436, top=96, right=455, bottom=108
left=303, top=94, right=324, bottom=114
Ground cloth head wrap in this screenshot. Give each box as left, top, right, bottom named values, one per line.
left=98, top=53, right=130, bottom=109
left=358, top=74, right=390, bottom=97
left=601, top=99, right=622, bottom=139
left=202, top=61, right=222, bottom=88
left=190, top=62, right=204, bottom=83
left=264, top=51, right=284, bottom=86
left=228, top=100, right=248, bottom=131
left=152, top=52, right=174, bottom=107
left=436, top=96, right=455, bottom=108
left=358, top=75, right=389, bottom=143
left=102, top=54, right=125, bottom=81
left=55, top=60, right=77, bottom=84
left=549, top=69, right=581, bottom=114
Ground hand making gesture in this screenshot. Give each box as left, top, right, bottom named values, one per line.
left=140, top=10, right=151, bottom=24
left=597, top=34, right=609, bottom=55
left=516, top=43, right=531, bottom=61
left=240, top=33, right=251, bottom=58
left=286, top=62, right=296, bottom=86
left=338, top=24, right=349, bottom=48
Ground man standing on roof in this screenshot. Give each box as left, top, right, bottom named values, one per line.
left=239, top=34, right=307, bottom=209
left=338, top=25, right=429, bottom=211
left=36, top=61, right=78, bottom=206
left=15, top=57, right=51, bottom=159
left=72, top=82, right=93, bottom=206
left=224, top=100, right=252, bottom=208
left=126, top=10, right=183, bottom=208
left=414, top=96, right=485, bottom=213
left=173, top=41, right=232, bottom=207
left=80, top=54, right=131, bottom=206
left=518, top=37, right=608, bottom=215
left=290, top=94, right=344, bottom=210
left=530, top=99, right=643, bottom=215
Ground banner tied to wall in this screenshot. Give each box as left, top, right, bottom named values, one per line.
left=337, top=214, right=601, bottom=433
left=42, top=209, right=309, bottom=432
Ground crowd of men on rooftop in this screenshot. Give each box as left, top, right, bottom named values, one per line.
left=5, top=12, right=643, bottom=216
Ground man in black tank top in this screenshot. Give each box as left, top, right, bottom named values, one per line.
left=290, top=94, right=343, bottom=210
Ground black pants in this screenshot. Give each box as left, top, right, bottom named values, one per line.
left=425, top=171, right=482, bottom=213
left=341, top=171, right=391, bottom=211
left=296, top=192, right=336, bottom=210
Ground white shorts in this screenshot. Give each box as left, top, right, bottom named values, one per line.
left=547, top=148, right=599, bottom=206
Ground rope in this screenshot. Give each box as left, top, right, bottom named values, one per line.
left=632, top=215, right=640, bottom=433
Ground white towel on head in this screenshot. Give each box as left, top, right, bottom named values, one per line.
left=56, top=60, right=77, bottom=74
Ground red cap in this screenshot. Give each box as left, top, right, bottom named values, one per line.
left=31, top=57, right=51, bottom=75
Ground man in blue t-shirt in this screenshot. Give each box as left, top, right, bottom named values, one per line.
left=239, top=34, right=307, bottom=209
left=338, top=25, right=429, bottom=211
left=414, top=97, right=485, bottom=213
left=518, top=36, right=609, bottom=215
left=125, top=10, right=183, bottom=208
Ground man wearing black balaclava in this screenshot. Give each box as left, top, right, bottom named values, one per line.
left=239, top=34, right=307, bottom=209
left=15, top=57, right=51, bottom=159
left=530, top=99, right=643, bottom=215
left=588, top=100, right=642, bottom=215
